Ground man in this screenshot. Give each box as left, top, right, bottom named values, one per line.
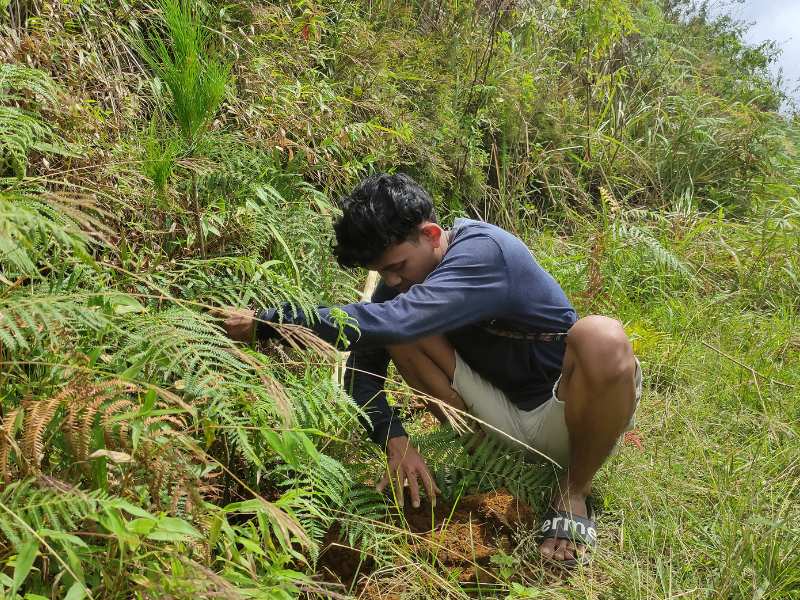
left=221, top=172, right=641, bottom=566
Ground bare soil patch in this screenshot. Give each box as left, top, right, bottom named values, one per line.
left=317, top=488, right=536, bottom=591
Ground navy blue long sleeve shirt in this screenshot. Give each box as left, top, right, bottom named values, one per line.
left=259, top=218, right=577, bottom=446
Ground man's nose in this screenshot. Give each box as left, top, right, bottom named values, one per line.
left=383, top=272, right=402, bottom=288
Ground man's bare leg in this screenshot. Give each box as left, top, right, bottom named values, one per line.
left=388, top=335, right=466, bottom=424
left=538, top=315, right=637, bottom=563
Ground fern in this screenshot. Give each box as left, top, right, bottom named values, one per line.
left=0, top=478, right=104, bottom=549
left=0, top=293, right=110, bottom=354
left=287, top=369, right=366, bottom=436
left=416, top=427, right=557, bottom=509
left=1, top=380, right=133, bottom=480
left=614, top=221, right=694, bottom=279
left=0, top=64, right=72, bottom=178
left=159, top=255, right=319, bottom=313
left=0, top=190, right=103, bottom=279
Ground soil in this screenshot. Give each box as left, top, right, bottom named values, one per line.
left=317, top=488, right=537, bottom=591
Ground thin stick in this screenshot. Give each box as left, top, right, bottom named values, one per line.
left=700, top=340, right=795, bottom=389
left=333, top=270, right=380, bottom=386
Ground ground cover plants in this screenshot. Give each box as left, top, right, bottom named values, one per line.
left=1, top=0, right=798, bottom=598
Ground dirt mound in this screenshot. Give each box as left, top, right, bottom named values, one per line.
left=317, top=488, right=536, bottom=589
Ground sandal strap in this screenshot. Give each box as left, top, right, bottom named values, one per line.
left=539, top=509, right=597, bottom=546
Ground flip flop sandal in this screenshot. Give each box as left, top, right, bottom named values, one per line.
left=537, top=497, right=597, bottom=568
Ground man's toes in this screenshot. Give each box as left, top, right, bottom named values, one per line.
left=540, top=538, right=589, bottom=563
left=562, top=542, right=576, bottom=561
left=538, top=537, right=557, bottom=559
left=553, top=539, right=574, bottom=561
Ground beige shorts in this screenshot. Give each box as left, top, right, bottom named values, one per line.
left=451, top=353, right=642, bottom=469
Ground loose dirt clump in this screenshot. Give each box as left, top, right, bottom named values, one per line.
left=317, top=488, right=537, bottom=589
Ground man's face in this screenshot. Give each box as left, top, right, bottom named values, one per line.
left=369, top=223, right=445, bottom=293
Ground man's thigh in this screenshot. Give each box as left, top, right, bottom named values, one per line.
left=450, top=352, right=536, bottom=454
left=388, top=335, right=457, bottom=380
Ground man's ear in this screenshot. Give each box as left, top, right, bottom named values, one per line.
left=419, top=222, right=443, bottom=248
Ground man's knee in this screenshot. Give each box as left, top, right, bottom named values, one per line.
left=387, top=341, right=419, bottom=361
left=567, top=315, right=634, bottom=385
left=388, top=335, right=456, bottom=380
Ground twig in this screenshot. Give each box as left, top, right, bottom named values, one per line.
left=700, top=340, right=795, bottom=389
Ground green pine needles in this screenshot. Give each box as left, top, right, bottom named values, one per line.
left=137, top=0, right=230, bottom=149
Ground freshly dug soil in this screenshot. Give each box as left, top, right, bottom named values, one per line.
left=317, top=488, right=536, bottom=589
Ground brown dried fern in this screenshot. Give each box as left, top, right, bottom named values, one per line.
left=21, top=392, right=66, bottom=475
left=0, top=407, right=20, bottom=483
left=65, top=392, right=107, bottom=463
left=7, top=379, right=136, bottom=477
left=101, top=399, right=134, bottom=449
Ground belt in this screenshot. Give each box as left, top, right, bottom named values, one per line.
left=480, top=321, right=569, bottom=343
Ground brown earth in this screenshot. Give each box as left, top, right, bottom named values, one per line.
left=317, top=488, right=537, bottom=591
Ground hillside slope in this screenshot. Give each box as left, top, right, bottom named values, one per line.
left=1, top=1, right=798, bottom=598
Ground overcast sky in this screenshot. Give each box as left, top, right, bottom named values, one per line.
left=707, top=0, right=800, bottom=106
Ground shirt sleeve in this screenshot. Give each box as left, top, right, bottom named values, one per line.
left=344, top=281, right=407, bottom=447
left=343, top=346, right=407, bottom=447
left=257, top=234, right=510, bottom=351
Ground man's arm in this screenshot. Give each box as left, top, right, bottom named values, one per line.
left=256, top=235, right=510, bottom=350
left=343, top=321, right=439, bottom=509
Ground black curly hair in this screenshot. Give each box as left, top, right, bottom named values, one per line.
left=333, top=173, right=437, bottom=268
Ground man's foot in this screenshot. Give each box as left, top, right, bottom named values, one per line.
left=538, top=487, right=594, bottom=565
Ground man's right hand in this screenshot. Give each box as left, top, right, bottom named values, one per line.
left=212, top=306, right=257, bottom=343
left=376, top=435, right=441, bottom=508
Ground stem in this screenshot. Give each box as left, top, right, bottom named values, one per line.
left=191, top=170, right=206, bottom=258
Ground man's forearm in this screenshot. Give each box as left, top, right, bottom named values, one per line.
left=344, top=348, right=407, bottom=447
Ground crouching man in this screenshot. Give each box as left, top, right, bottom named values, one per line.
left=220, top=173, right=642, bottom=567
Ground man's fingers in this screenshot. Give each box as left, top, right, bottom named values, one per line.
left=407, top=470, right=421, bottom=508
left=394, top=465, right=405, bottom=507
left=375, top=472, right=389, bottom=494
left=419, top=467, right=438, bottom=507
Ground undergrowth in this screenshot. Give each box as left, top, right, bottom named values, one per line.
left=0, top=0, right=798, bottom=598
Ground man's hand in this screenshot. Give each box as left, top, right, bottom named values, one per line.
left=213, top=306, right=257, bottom=343
left=377, top=435, right=441, bottom=508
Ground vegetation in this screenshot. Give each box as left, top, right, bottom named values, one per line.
left=1, top=0, right=797, bottom=598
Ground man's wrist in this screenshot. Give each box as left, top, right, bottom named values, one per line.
left=255, top=308, right=279, bottom=341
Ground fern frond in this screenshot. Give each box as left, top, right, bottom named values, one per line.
left=416, top=427, right=557, bottom=509
left=101, top=399, right=135, bottom=449
left=65, top=381, right=135, bottom=463
left=0, top=408, right=21, bottom=484
left=0, top=64, right=60, bottom=105
left=0, top=190, right=109, bottom=280
left=162, top=255, right=319, bottom=314
left=0, top=478, right=104, bottom=548
left=614, top=221, right=694, bottom=278
left=0, top=64, right=65, bottom=178
left=0, top=293, right=109, bottom=354
left=21, top=393, right=63, bottom=476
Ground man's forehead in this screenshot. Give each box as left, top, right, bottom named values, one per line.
left=370, top=241, right=412, bottom=270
